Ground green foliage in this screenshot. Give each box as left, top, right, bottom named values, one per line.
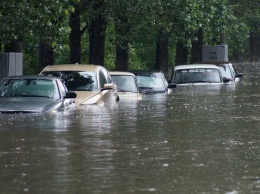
left=23, top=54, right=39, bottom=75
left=0, top=0, right=258, bottom=74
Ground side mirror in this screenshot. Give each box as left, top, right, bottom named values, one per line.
left=102, top=83, right=114, bottom=91
left=65, top=91, right=77, bottom=98
left=168, top=83, right=177, bottom=88
left=235, top=73, right=243, bottom=78
left=222, top=77, right=230, bottom=83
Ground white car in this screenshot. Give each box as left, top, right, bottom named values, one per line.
left=216, top=63, right=243, bottom=82
left=170, top=64, right=229, bottom=86
left=109, top=71, right=142, bottom=100
left=40, top=64, right=119, bottom=106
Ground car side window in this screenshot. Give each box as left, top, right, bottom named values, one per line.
left=57, top=80, right=67, bottom=97
left=219, top=65, right=233, bottom=80
left=228, top=65, right=236, bottom=78
left=99, top=70, right=107, bottom=89
left=101, top=68, right=112, bottom=84
left=159, top=73, right=167, bottom=86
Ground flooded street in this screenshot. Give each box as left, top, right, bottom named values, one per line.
left=1, top=63, right=260, bottom=193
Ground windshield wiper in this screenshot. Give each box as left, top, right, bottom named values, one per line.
left=180, top=80, right=208, bottom=83
left=118, top=89, right=129, bottom=93
left=15, top=94, right=51, bottom=98
left=139, top=87, right=154, bottom=89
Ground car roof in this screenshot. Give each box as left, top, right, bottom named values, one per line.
left=41, top=64, right=102, bottom=72
left=3, top=75, right=61, bottom=81
left=215, top=63, right=232, bottom=66
left=129, top=70, right=163, bottom=73
left=201, top=62, right=232, bottom=66
left=109, top=71, right=135, bottom=76
left=174, top=64, right=219, bottom=70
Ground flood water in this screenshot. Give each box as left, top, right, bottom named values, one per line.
left=1, top=63, right=260, bottom=193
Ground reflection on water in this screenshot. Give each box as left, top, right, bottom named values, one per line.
left=1, top=63, right=260, bottom=193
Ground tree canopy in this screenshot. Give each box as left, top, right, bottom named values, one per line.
left=0, top=0, right=258, bottom=75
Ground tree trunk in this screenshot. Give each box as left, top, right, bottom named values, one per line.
left=155, top=29, right=169, bottom=79
left=249, top=32, right=260, bottom=62
left=115, top=37, right=129, bottom=71
left=69, top=3, right=81, bottom=64
left=88, top=16, right=106, bottom=66
left=232, top=50, right=244, bottom=62
left=39, top=41, right=54, bottom=72
left=88, top=1, right=107, bottom=66
left=115, top=14, right=130, bottom=71
left=175, top=40, right=188, bottom=65
left=191, top=28, right=203, bottom=64
left=4, top=40, right=23, bottom=52
left=219, top=32, right=225, bottom=45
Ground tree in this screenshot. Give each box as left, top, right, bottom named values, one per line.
left=191, top=28, right=203, bottom=63
left=32, top=1, right=75, bottom=70
left=4, top=40, right=23, bottom=53
left=0, top=1, right=31, bottom=52
left=69, top=1, right=88, bottom=64
left=244, top=2, right=260, bottom=62
left=200, top=0, right=248, bottom=62
left=0, top=0, right=256, bottom=76
left=69, top=2, right=82, bottom=64
left=146, top=0, right=200, bottom=73
left=87, top=0, right=107, bottom=66
left=114, top=14, right=130, bottom=70
left=156, top=29, right=169, bottom=75
left=39, top=41, right=54, bottom=72
left=110, top=0, right=145, bottom=70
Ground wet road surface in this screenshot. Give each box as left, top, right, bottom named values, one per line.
left=1, top=63, right=260, bottom=193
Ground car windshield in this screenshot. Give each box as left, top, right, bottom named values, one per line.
left=111, top=75, right=138, bottom=92
left=41, top=71, right=98, bottom=91
left=136, top=73, right=165, bottom=88
left=0, top=79, right=59, bottom=99
left=174, top=68, right=221, bottom=84
left=217, top=65, right=232, bottom=80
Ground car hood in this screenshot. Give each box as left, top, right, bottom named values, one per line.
left=139, top=87, right=167, bottom=94
left=176, top=82, right=223, bottom=86
left=0, top=97, right=60, bottom=113
left=74, top=91, right=104, bottom=105
left=117, top=92, right=143, bottom=100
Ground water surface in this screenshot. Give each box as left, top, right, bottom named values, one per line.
left=1, top=63, right=260, bottom=193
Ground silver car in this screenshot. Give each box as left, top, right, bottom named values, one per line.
left=0, top=75, right=76, bottom=113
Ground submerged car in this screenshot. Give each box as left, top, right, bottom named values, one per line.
left=40, top=64, right=119, bottom=106
left=0, top=75, right=77, bottom=113
left=130, top=70, right=176, bottom=94
left=216, top=63, right=243, bottom=82
left=170, top=64, right=229, bottom=86
left=110, top=71, right=142, bottom=100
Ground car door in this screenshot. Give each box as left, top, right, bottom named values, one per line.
left=56, top=79, right=75, bottom=110
left=98, top=67, right=118, bottom=104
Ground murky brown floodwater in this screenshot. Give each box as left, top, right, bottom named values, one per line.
left=1, top=63, right=260, bottom=193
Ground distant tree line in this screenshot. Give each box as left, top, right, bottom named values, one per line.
left=0, top=0, right=259, bottom=76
